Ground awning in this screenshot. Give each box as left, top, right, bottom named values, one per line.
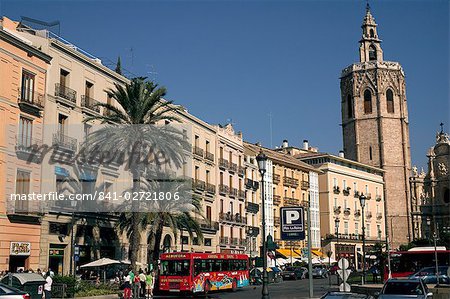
left=276, top=249, right=301, bottom=259
left=311, top=249, right=324, bottom=257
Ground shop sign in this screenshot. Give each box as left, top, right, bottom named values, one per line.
left=10, top=242, right=31, bottom=256
left=49, top=249, right=64, bottom=256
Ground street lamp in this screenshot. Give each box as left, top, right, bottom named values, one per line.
left=70, top=200, right=77, bottom=277
left=326, top=250, right=332, bottom=287
left=334, top=218, right=340, bottom=286
left=359, top=194, right=366, bottom=285
left=256, top=149, right=269, bottom=299
left=428, top=217, right=440, bottom=287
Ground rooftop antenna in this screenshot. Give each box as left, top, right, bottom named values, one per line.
left=268, top=112, right=273, bottom=148
left=20, top=16, right=60, bottom=35
left=146, top=64, right=158, bottom=81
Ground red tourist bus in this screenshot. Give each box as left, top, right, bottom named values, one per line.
left=159, top=252, right=249, bottom=294
left=385, top=247, right=450, bottom=280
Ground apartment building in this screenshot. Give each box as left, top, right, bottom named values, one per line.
left=298, top=152, right=386, bottom=270
left=0, top=17, right=51, bottom=272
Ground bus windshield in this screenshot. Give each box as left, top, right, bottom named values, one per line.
left=161, top=259, right=190, bottom=276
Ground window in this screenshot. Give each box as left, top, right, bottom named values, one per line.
left=344, top=199, right=348, bottom=210
left=192, top=237, right=199, bottom=245
left=369, top=45, right=377, bottom=61
left=21, top=70, right=35, bottom=102
left=369, top=28, right=375, bottom=38
left=49, top=222, right=68, bottom=235
left=58, top=114, right=68, bottom=135
left=85, top=81, right=93, bottom=98
left=84, top=123, right=91, bottom=140
left=60, top=69, right=69, bottom=87
left=204, top=238, right=212, bottom=246
left=18, top=117, right=33, bottom=147
left=56, top=174, right=66, bottom=193
left=343, top=180, right=347, bottom=189
left=194, top=135, right=199, bottom=147
left=181, top=236, right=189, bottom=245
left=386, top=89, right=394, bottom=113
left=347, top=94, right=353, bottom=118
left=369, top=146, right=373, bottom=160
left=206, top=170, right=210, bottom=184
left=366, top=224, right=371, bottom=237
left=220, top=199, right=224, bottom=213
left=334, top=198, right=337, bottom=209
left=333, top=178, right=337, bottom=188
left=206, top=206, right=212, bottom=221
left=15, top=170, right=30, bottom=212
left=206, top=140, right=210, bottom=153
left=377, top=225, right=382, bottom=239
left=344, top=221, right=348, bottom=235
left=355, top=222, right=359, bottom=235
left=194, top=166, right=199, bottom=180
left=365, top=185, right=369, bottom=194
left=364, top=89, right=372, bottom=114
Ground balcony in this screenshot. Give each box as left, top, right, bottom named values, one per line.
left=205, top=151, right=214, bottom=163
left=366, top=211, right=373, bottom=219
left=274, top=216, right=280, bottom=226
left=81, top=95, right=101, bottom=114
left=301, top=180, right=310, bottom=190
left=199, top=220, right=219, bottom=231
left=239, top=239, right=248, bottom=247
left=273, top=174, right=280, bottom=184
left=333, top=186, right=341, bottom=194
left=375, top=195, right=382, bottom=202
left=219, top=184, right=229, bottom=195
left=252, top=181, right=259, bottom=190
left=219, top=212, right=247, bottom=225
left=52, top=132, right=77, bottom=153
left=354, top=191, right=360, bottom=198
left=229, top=187, right=238, bottom=198
left=193, top=146, right=204, bottom=158
left=15, top=136, right=43, bottom=162
left=192, top=179, right=206, bottom=192
left=245, top=178, right=254, bottom=189
left=206, top=183, right=215, bottom=194
left=376, top=212, right=383, bottom=220
left=18, top=88, right=44, bottom=115
left=55, top=83, right=76, bottom=106
left=231, top=237, right=239, bottom=245
left=238, top=190, right=246, bottom=200
left=365, top=193, right=372, bottom=200
left=333, top=206, right=341, bottom=215
left=273, top=195, right=281, bottom=206
left=343, top=187, right=351, bottom=196
left=283, top=177, right=299, bottom=188
left=220, top=237, right=229, bottom=245
left=246, top=202, right=259, bottom=214
left=219, top=158, right=229, bottom=170
left=343, top=208, right=351, bottom=216
left=229, top=162, right=237, bottom=173
left=238, top=166, right=245, bottom=177
left=354, top=209, right=361, bottom=217
left=246, top=226, right=260, bottom=237
left=284, top=197, right=299, bottom=206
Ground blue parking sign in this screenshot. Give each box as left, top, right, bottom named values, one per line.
left=280, top=207, right=305, bottom=240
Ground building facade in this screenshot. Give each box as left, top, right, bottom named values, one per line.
left=340, top=5, right=412, bottom=248
left=299, top=152, right=386, bottom=269
left=0, top=17, right=51, bottom=272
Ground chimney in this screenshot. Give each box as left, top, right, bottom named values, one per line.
left=255, top=142, right=261, bottom=146
left=303, top=140, right=309, bottom=150
left=339, top=150, right=345, bottom=158
left=282, top=139, right=289, bottom=148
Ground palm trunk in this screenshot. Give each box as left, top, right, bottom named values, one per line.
left=151, top=220, right=164, bottom=271
left=130, top=170, right=141, bottom=271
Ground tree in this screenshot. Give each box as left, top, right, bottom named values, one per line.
left=82, top=78, right=188, bottom=270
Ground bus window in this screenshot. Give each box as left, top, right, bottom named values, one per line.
left=161, top=260, right=190, bottom=276
left=212, top=260, right=222, bottom=272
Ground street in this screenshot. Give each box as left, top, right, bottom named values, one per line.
left=155, top=277, right=339, bottom=299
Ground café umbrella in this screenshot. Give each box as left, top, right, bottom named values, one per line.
left=80, top=258, right=121, bottom=283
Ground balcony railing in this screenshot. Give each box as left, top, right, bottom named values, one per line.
left=301, top=180, right=310, bottom=190
left=273, top=195, right=281, bottom=205
left=354, top=191, right=360, bottom=198
left=220, top=237, right=229, bottom=245
left=239, top=239, right=248, bottom=247
left=343, top=208, right=351, bottom=216
left=231, top=237, right=239, bottom=245
left=238, top=190, right=246, bottom=200
left=246, top=202, right=259, bottom=214
left=55, top=83, right=76, bottom=104
left=52, top=132, right=77, bottom=152
left=274, top=216, right=280, bottom=225
left=366, top=211, right=373, bottom=218
left=238, top=166, right=245, bottom=177
left=16, top=135, right=42, bottom=152
left=219, top=212, right=247, bottom=225
left=273, top=174, right=280, bottom=184
left=193, top=146, right=204, bottom=158
left=206, top=183, right=215, bottom=194
left=192, top=179, right=206, bottom=191
left=343, top=187, right=351, bottom=196
left=81, top=95, right=101, bottom=113
left=205, top=151, right=214, bottom=162
left=245, top=178, right=254, bottom=189
left=229, top=163, right=237, bottom=173
left=219, top=184, right=229, bottom=195
left=365, top=193, right=372, bottom=200
left=283, top=177, right=299, bottom=188
left=18, top=88, right=45, bottom=109
left=219, top=158, right=229, bottom=169
left=284, top=197, right=298, bottom=206
left=200, top=220, right=219, bottom=231
left=252, top=181, right=259, bottom=190
left=376, top=212, right=383, bottom=220
left=375, top=195, right=382, bottom=202
left=333, top=186, right=341, bottom=194
left=333, top=206, right=341, bottom=215
left=229, top=187, right=238, bottom=198
left=354, top=209, right=361, bottom=217
left=246, top=226, right=260, bottom=237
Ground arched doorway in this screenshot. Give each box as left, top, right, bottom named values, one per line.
left=162, top=235, right=172, bottom=253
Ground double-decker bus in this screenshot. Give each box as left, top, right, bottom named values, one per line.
left=385, top=247, right=450, bottom=280
left=159, top=252, right=249, bottom=294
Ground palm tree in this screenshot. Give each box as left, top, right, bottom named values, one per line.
left=81, top=78, right=188, bottom=270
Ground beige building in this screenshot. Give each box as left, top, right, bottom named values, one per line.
left=298, top=151, right=386, bottom=269
left=340, top=5, right=412, bottom=249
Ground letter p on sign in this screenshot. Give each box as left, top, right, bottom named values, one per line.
left=286, top=211, right=300, bottom=224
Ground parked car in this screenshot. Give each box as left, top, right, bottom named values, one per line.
left=312, top=265, right=329, bottom=278
left=0, top=283, right=30, bottom=299
left=320, top=292, right=374, bottom=299
left=409, top=266, right=450, bottom=285
left=282, top=267, right=307, bottom=280
left=377, top=278, right=433, bottom=299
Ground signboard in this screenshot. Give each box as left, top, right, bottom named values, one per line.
left=10, top=242, right=31, bottom=256
left=280, top=207, right=305, bottom=241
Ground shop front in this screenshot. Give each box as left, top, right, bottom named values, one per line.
left=9, top=242, right=31, bottom=272
left=336, top=244, right=356, bottom=269
left=48, top=245, right=66, bottom=275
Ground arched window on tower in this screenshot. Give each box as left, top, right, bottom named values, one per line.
left=369, top=45, right=377, bottom=61
left=364, top=89, right=372, bottom=114
left=347, top=94, right=353, bottom=118
left=386, top=89, right=394, bottom=113
left=369, top=28, right=375, bottom=38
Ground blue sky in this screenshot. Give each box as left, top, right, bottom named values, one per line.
left=1, top=0, right=448, bottom=169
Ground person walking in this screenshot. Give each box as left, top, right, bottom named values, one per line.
left=123, top=274, right=132, bottom=299
left=138, top=270, right=146, bottom=298
left=44, top=271, right=52, bottom=299
left=145, top=270, right=154, bottom=299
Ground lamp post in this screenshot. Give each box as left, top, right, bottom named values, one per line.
left=428, top=217, right=440, bottom=287
left=69, top=200, right=77, bottom=277
left=335, top=218, right=340, bottom=286
left=359, top=194, right=366, bottom=285
left=256, top=150, right=270, bottom=299
left=326, top=250, right=332, bottom=287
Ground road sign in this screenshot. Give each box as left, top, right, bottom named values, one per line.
left=337, top=258, right=351, bottom=292
left=338, top=258, right=349, bottom=270
left=74, top=245, right=80, bottom=255
left=337, top=269, right=352, bottom=280
left=280, top=207, right=305, bottom=240
left=339, top=282, right=351, bottom=292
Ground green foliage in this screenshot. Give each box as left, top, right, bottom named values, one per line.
left=52, top=275, right=76, bottom=298
left=75, top=281, right=118, bottom=298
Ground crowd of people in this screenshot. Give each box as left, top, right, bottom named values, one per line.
left=121, top=268, right=155, bottom=299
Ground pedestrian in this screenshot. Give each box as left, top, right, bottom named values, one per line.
left=133, top=271, right=140, bottom=299
left=138, top=270, right=146, bottom=298
left=145, top=270, right=154, bottom=299
left=123, top=273, right=132, bottom=299
left=44, top=271, right=52, bottom=299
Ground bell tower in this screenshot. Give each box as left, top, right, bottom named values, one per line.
left=340, top=4, right=412, bottom=248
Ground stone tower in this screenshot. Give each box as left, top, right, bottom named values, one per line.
left=340, top=4, right=412, bottom=248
